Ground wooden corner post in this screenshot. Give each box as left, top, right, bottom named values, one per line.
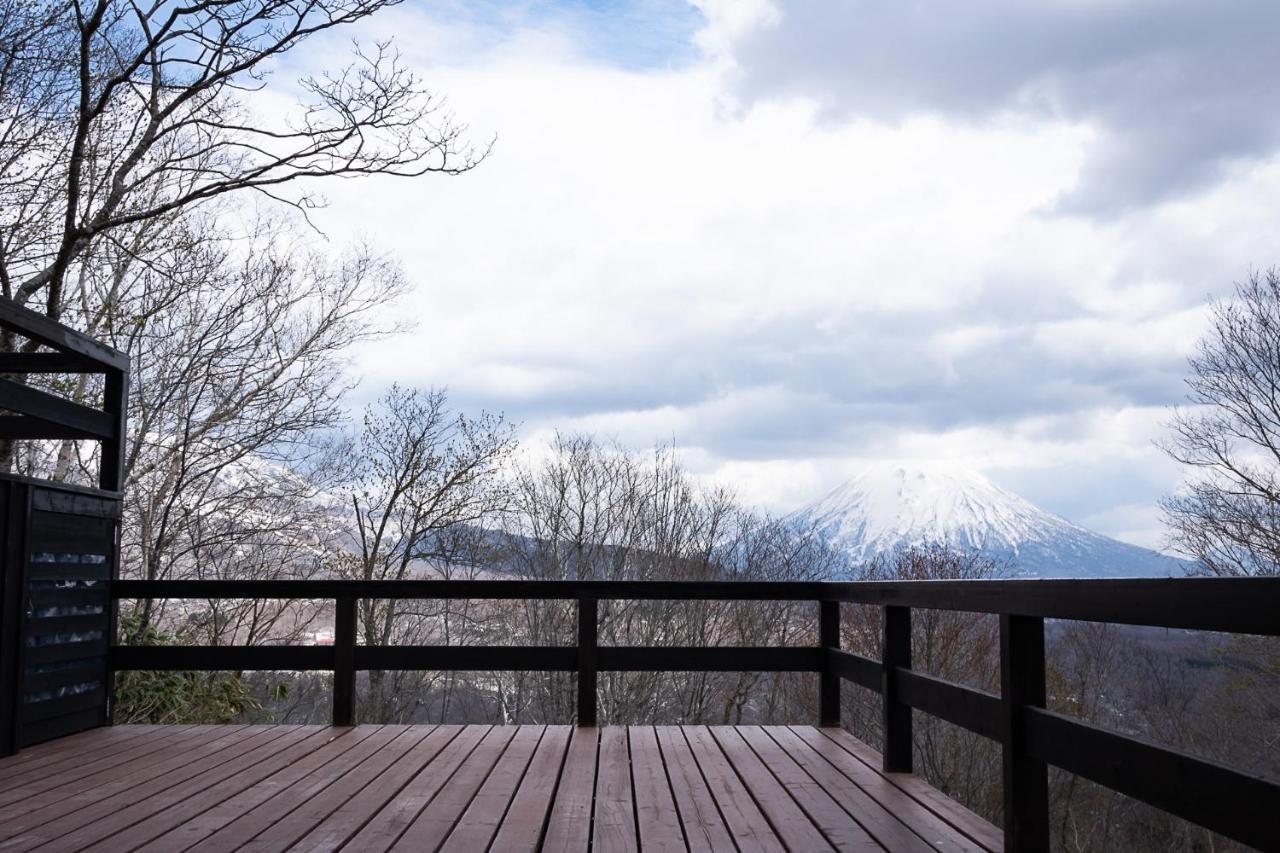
left=1000, top=614, right=1048, bottom=852
left=819, top=599, right=841, bottom=726
left=882, top=605, right=912, bottom=772
left=333, top=596, right=356, bottom=726
left=577, top=597, right=597, bottom=726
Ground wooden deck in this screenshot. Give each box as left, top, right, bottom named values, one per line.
left=0, top=725, right=1001, bottom=852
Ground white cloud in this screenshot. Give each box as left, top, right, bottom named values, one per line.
left=278, top=3, right=1280, bottom=548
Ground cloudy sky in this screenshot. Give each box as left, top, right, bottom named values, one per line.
left=291, top=0, right=1279, bottom=551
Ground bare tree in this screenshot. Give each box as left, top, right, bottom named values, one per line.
left=3, top=204, right=411, bottom=720
left=336, top=385, right=516, bottom=722
left=1161, top=270, right=1280, bottom=576
left=0, top=0, right=483, bottom=319
left=492, top=435, right=845, bottom=726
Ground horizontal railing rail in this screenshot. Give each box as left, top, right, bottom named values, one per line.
left=108, top=577, right=1279, bottom=852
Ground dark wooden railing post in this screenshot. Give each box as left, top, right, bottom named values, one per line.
left=882, top=605, right=912, bottom=772
left=577, top=597, right=597, bottom=726
left=1000, top=614, right=1048, bottom=852
left=333, top=596, right=356, bottom=727
left=819, top=599, right=840, bottom=727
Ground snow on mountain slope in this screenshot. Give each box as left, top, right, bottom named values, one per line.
left=794, top=463, right=1187, bottom=578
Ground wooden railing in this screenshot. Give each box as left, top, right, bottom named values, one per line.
left=107, top=576, right=1280, bottom=851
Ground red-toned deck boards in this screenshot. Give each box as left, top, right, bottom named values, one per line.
left=591, top=726, right=637, bottom=853
left=0, top=725, right=200, bottom=806
left=131, top=727, right=380, bottom=853
left=735, top=725, right=883, bottom=851
left=0, top=723, right=1003, bottom=852
left=76, top=726, right=338, bottom=853
left=343, top=725, right=492, bottom=852
left=440, top=725, right=545, bottom=851
left=539, top=726, right=599, bottom=853
left=682, top=725, right=786, bottom=853
left=654, top=726, right=741, bottom=853
left=817, top=726, right=1003, bottom=852
left=0, top=726, right=158, bottom=793
left=709, top=726, right=837, bottom=852
left=0, top=725, right=254, bottom=842
left=236, top=726, right=433, bottom=852
left=27, top=726, right=316, bottom=853
left=388, top=725, right=519, bottom=852
left=189, top=725, right=406, bottom=852
left=787, top=726, right=991, bottom=852
left=629, top=727, right=685, bottom=853
left=486, top=725, right=572, bottom=853
left=289, top=725, right=464, bottom=853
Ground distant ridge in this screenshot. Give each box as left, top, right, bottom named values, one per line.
left=792, top=462, right=1187, bottom=578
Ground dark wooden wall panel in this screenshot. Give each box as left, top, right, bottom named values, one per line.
left=0, top=476, right=119, bottom=752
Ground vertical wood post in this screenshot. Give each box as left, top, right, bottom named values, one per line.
left=819, top=599, right=840, bottom=727
left=0, top=481, right=27, bottom=756
left=99, top=369, right=128, bottom=493
left=882, top=605, right=912, bottom=772
left=333, top=596, right=356, bottom=727
left=1000, top=614, right=1048, bottom=852
left=577, top=597, right=597, bottom=726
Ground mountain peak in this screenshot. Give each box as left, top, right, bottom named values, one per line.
left=797, top=462, right=1182, bottom=578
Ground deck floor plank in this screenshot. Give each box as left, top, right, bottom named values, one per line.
left=592, top=725, right=638, bottom=853
left=488, top=724, right=573, bottom=853
left=0, top=724, right=200, bottom=806
left=629, top=727, right=686, bottom=853
left=683, top=725, right=786, bottom=853
left=654, top=726, right=740, bottom=853
left=0, top=725, right=159, bottom=792
left=239, top=726, right=433, bottom=852
left=734, top=725, right=883, bottom=851
left=709, top=725, right=838, bottom=852
left=290, top=725, right=465, bottom=853
left=767, top=727, right=938, bottom=853
left=816, top=727, right=1003, bottom=853
left=78, top=726, right=338, bottom=853
left=786, top=726, right=990, bottom=853
left=132, top=727, right=378, bottom=853
left=191, top=725, right=404, bottom=852
left=0, top=725, right=255, bottom=844
left=389, top=724, right=519, bottom=852
left=16, top=726, right=287, bottom=850
left=345, top=725, right=492, bottom=852
left=0, top=723, right=1001, bottom=852
left=29, top=726, right=317, bottom=853
left=441, top=725, right=546, bottom=852
left=541, top=726, right=600, bottom=853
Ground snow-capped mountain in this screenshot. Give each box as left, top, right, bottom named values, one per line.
left=794, top=463, right=1187, bottom=578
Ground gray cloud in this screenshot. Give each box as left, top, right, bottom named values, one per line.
left=722, top=0, right=1280, bottom=213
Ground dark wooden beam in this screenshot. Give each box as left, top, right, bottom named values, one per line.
left=0, top=297, right=129, bottom=372
left=0, top=379, right=114, bottom=439
left=825, top=578, right=1280, bottom=636
left=109, top=645, right=335, bottom=670
left=0, top=415, right=102, bottom=441
left=597, top=646, right=820, bottom=672
left=99, top=370, right=127, bottom=492
left=107, top=577, right=1280, bottom=637
left=356, top=646, right=577, bottom=671
left=0, top=353, right=105, bottom=374
left=828, top=649, right=882, bottom=692
left=1025, top=707, right=1278, bottom=853
left=897, top=668, right=1000, bottom=741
